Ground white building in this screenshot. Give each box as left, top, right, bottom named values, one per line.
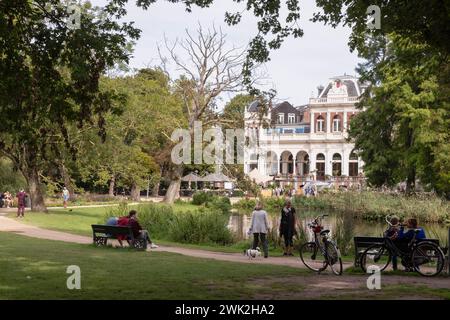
left=244, top=74, right=366, bottom=186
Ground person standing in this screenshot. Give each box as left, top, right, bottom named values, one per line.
left=279, top=199, right=297, bottom=256
left=16, top=189, right=27, bottom=218
left=62, top=187, right=70, bottom=208
left=248, top=201, right=270, bottom=258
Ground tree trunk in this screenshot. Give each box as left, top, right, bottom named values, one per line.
left=130, top=183, right=140, bottom=202
left=59, top=162, right=74, bottom=197
left=26, top=167, right=48, bottom=212
left=405, top=169, right=416, bottom=195
left=152, top=181, right=160, bottom=197
left=108, top=175, right=116, bottom=197
left=164, top=166, right=183, bottom=204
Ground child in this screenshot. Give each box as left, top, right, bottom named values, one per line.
left=384, top=216, right=400, bottom=240
left=384, top=216, right=400, bottom=270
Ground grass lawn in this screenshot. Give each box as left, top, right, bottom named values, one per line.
left=6, top=204, right=357, bottom=260
left=0, top=232, right=307, bottom=299
left=7, top=202, right=198, bottom=237
left=1, top=232, right=448, bottom=300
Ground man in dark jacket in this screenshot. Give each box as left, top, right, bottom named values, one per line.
left=279, top=199, right=297, bottom=256
left=128, top=210, right=158, bottom=249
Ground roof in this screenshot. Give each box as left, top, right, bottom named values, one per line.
left=247, top=100, right=260, bottom=112
left=202, top=172, right=235, bottom=182
left=181, top=173, right=201, bottom=182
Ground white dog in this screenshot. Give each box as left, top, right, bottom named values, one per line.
left=244, top=247, right=261, bottom=259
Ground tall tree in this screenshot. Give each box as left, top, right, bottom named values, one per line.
left=350, top=34, right=450, bottom=196
left=159, top=26, right=259, bottom=203
left=0, top=0, right=139, bottom=211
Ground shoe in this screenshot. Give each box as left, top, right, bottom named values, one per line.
left=283, top=252, right=288, bottom=256
left=264, top=256, right=268, bottom=258
left=150, top=244, right=159, bottom=249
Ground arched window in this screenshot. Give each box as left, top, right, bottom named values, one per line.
left=316, top=115, right=325, bottom=132
left=332, top=153, right=342, bottom=176
left=315, top=153, right=325, bottom=180
left=332, top=115, right=341, bottom=132
left=349, top=151, right=358, bottom=176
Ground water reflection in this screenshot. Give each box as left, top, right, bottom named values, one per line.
left=228, top=210, right=449, bottom=251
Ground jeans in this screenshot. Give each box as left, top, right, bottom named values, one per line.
left=281, top=232, right=294, bottom=247
left=252, top=233, right=268, bottom=257
left=138, top=230, right=153, bottom=248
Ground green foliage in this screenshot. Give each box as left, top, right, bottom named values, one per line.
left=0, top=157, right=26, bottom=192
left=293, top=192, right=449, bottom=224
left=104, top=203, right=233, bottom=245
left=350, top=33, right=450, bottom=197
left=192, top=191, right=231, bottom=214
left=233, top=197, right=284, bottom=213
left=192, top=191, right=215, bottom=205
left=205, top=196, right=232, bottom=215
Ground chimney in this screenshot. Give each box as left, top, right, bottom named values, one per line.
left=317, top=85, right=324, bottom=97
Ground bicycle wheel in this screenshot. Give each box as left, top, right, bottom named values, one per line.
left=299, top=242, right=327, bottom=272
left=411, top=242, right=445, bottom=277
left=326, top=241, right=343, bottom=275
left=360, top=243, right=391, bottom=273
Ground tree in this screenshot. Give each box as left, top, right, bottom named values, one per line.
left=349, top=33, right=450, bottom=196
left=159, top=26, right=258, bottom=203
left=0, top=1, right=139, bottom=211
left=221, top=94, right=255, bottom=129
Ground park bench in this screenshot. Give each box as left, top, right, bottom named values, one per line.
left=353, top=236, right=443, bottom=268
left=91, top=224, right=147, bottom=250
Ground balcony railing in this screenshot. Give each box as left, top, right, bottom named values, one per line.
left=309, top=96, right=359, bottom=104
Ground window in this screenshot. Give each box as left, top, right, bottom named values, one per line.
left=333, top=115, right=341, bottom=132
left=316, top=153, right=325, bottom=180
left=349, top=151, right=358, bottom=176
left=332, top=153, right=342, bottom=176
left=288, top=113, right=295, bottom=124
left=277, top=113, right=284, bottom=124
left=316, top=115, right=325, bottom=132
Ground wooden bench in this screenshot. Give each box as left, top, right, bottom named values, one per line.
left=353, top=236, right=442, bottom=267
left=91, top=224, right=147, bottom=250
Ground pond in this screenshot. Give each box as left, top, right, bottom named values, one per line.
left=228, top=210, right=449, bottom=253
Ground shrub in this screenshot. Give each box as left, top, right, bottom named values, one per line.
left=168, top=208, right=233, bottom=245
left=206, top=196, right=231, bottom=215
left=192, top=191, right=215, bottom=205
left=104, top=203, right=233, bottom=245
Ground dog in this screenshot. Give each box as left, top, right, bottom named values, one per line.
left=244, top=247, right=261, bottom=259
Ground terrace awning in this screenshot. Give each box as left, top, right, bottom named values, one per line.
left=181, top=173, right=201, bottom=182
left=247, top=168, right=272, bottom=184
left=202, top=172, right=235, bottom=182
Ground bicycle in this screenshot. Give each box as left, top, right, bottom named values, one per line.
left=299, top=214, right=343, bottom=275
left=359, top=216, right=445, bottom=277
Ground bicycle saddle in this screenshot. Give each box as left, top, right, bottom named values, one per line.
left=320, top=229, right=330, bottom=236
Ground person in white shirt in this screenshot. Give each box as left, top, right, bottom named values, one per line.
left=248, top=201, right=270, bottom=258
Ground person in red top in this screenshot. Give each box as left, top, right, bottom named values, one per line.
left=16, top=189, right=27, bottom=218
left=128, top=210, right=158, bottom=249
left=116, top=214, right=131, bottom=247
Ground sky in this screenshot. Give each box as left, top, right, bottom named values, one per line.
left=92, top=0, right=362, bottom=106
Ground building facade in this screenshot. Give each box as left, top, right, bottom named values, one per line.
left=244, top=75, right=366, bottom=186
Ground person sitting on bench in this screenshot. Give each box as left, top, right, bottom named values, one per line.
left=398, top=218, right=426, bottom=240
left=128, top=210, right=158, bottom=249
left=398, top=218, right=426, bottom=271
left=384, top=216, right=400, bottom=270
